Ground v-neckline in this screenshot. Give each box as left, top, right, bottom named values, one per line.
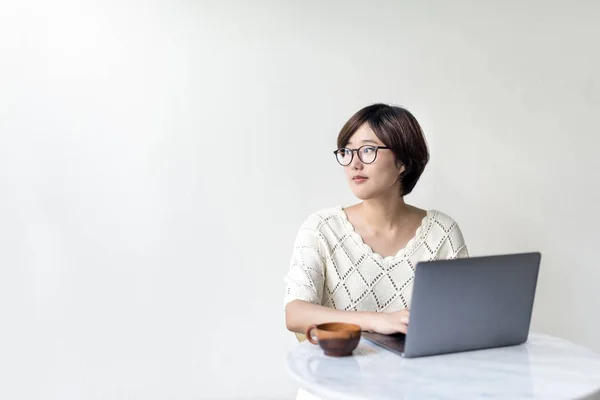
left=336, top=205, right=431, bottom=263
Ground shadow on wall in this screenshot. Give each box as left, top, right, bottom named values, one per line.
left=581, top=389, right=600, bottom=400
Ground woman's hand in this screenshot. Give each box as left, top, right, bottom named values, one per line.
left=369, top=309, right=410, bottom=334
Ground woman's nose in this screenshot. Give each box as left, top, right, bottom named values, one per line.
left=350, top=152, right=364, bottom=170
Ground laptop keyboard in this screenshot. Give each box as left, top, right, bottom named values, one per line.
left=363, top=332, right=406, bottom=354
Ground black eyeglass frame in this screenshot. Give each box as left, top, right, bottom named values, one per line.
left=333, top=145, right=391, bottom=166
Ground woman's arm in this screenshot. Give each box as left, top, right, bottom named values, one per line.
left=285, top=299, right=409, bottom=335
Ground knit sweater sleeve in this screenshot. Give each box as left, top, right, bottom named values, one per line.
left=434, top=212, right=469, bottom=259
left=283, top=214, right=329, bottom=306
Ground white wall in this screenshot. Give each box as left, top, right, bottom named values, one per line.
left=1, top=1, right=599, bottom=399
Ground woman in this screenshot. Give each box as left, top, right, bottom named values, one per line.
left=284, top=103, right=468, bottom=338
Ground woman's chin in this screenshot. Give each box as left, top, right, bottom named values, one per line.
left=351, top=188, right=377, bottom=200
left=350, top=184, right=399, bottom=201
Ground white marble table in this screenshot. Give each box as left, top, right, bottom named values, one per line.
left=286, top=333, right=600, bottom=399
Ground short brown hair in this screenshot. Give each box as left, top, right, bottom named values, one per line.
left=337, top=103, right=429, bottom=196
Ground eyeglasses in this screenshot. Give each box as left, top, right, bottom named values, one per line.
left=333, top=145, right=391, bottom=166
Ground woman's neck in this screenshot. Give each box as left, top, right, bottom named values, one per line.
left=358, top=194, right=411, bottom=232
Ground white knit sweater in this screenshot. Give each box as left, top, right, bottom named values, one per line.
left=284, top=206, right=468, bottom=312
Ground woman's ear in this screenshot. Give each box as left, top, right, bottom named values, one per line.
left=397, top=161, right=406, bottom=179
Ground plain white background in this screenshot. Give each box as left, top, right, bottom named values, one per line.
left=1, top=1, right=599, bottom=399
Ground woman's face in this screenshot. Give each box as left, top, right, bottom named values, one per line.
left=340, top=123, right=404, bottom=200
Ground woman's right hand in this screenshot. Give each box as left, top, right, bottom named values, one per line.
left=369, top=309, right=410, bottom=334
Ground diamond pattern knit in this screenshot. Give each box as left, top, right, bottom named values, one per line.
left=284, top=206, right=468, bottom=311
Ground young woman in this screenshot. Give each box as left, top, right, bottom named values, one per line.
left=284, top=103, right=468, bottom=337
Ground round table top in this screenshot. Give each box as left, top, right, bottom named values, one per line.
left=286, top=333, right=600, bottom=400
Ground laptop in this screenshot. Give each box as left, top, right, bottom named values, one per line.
left=362, top=252, right=541, bottom=358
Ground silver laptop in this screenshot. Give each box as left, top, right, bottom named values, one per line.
left=362, top=252, right=541, bottom=358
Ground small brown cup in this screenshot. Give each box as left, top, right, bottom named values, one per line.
left=306, top=322, right=362, bottom=357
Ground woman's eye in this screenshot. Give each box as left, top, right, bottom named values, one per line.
left=363, top=147, right=375, bottom=153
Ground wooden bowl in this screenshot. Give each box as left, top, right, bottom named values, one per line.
left=306, top=322, right=362, bottom=357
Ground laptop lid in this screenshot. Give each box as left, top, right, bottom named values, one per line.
left=401, top=252, right=541, bottom=358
